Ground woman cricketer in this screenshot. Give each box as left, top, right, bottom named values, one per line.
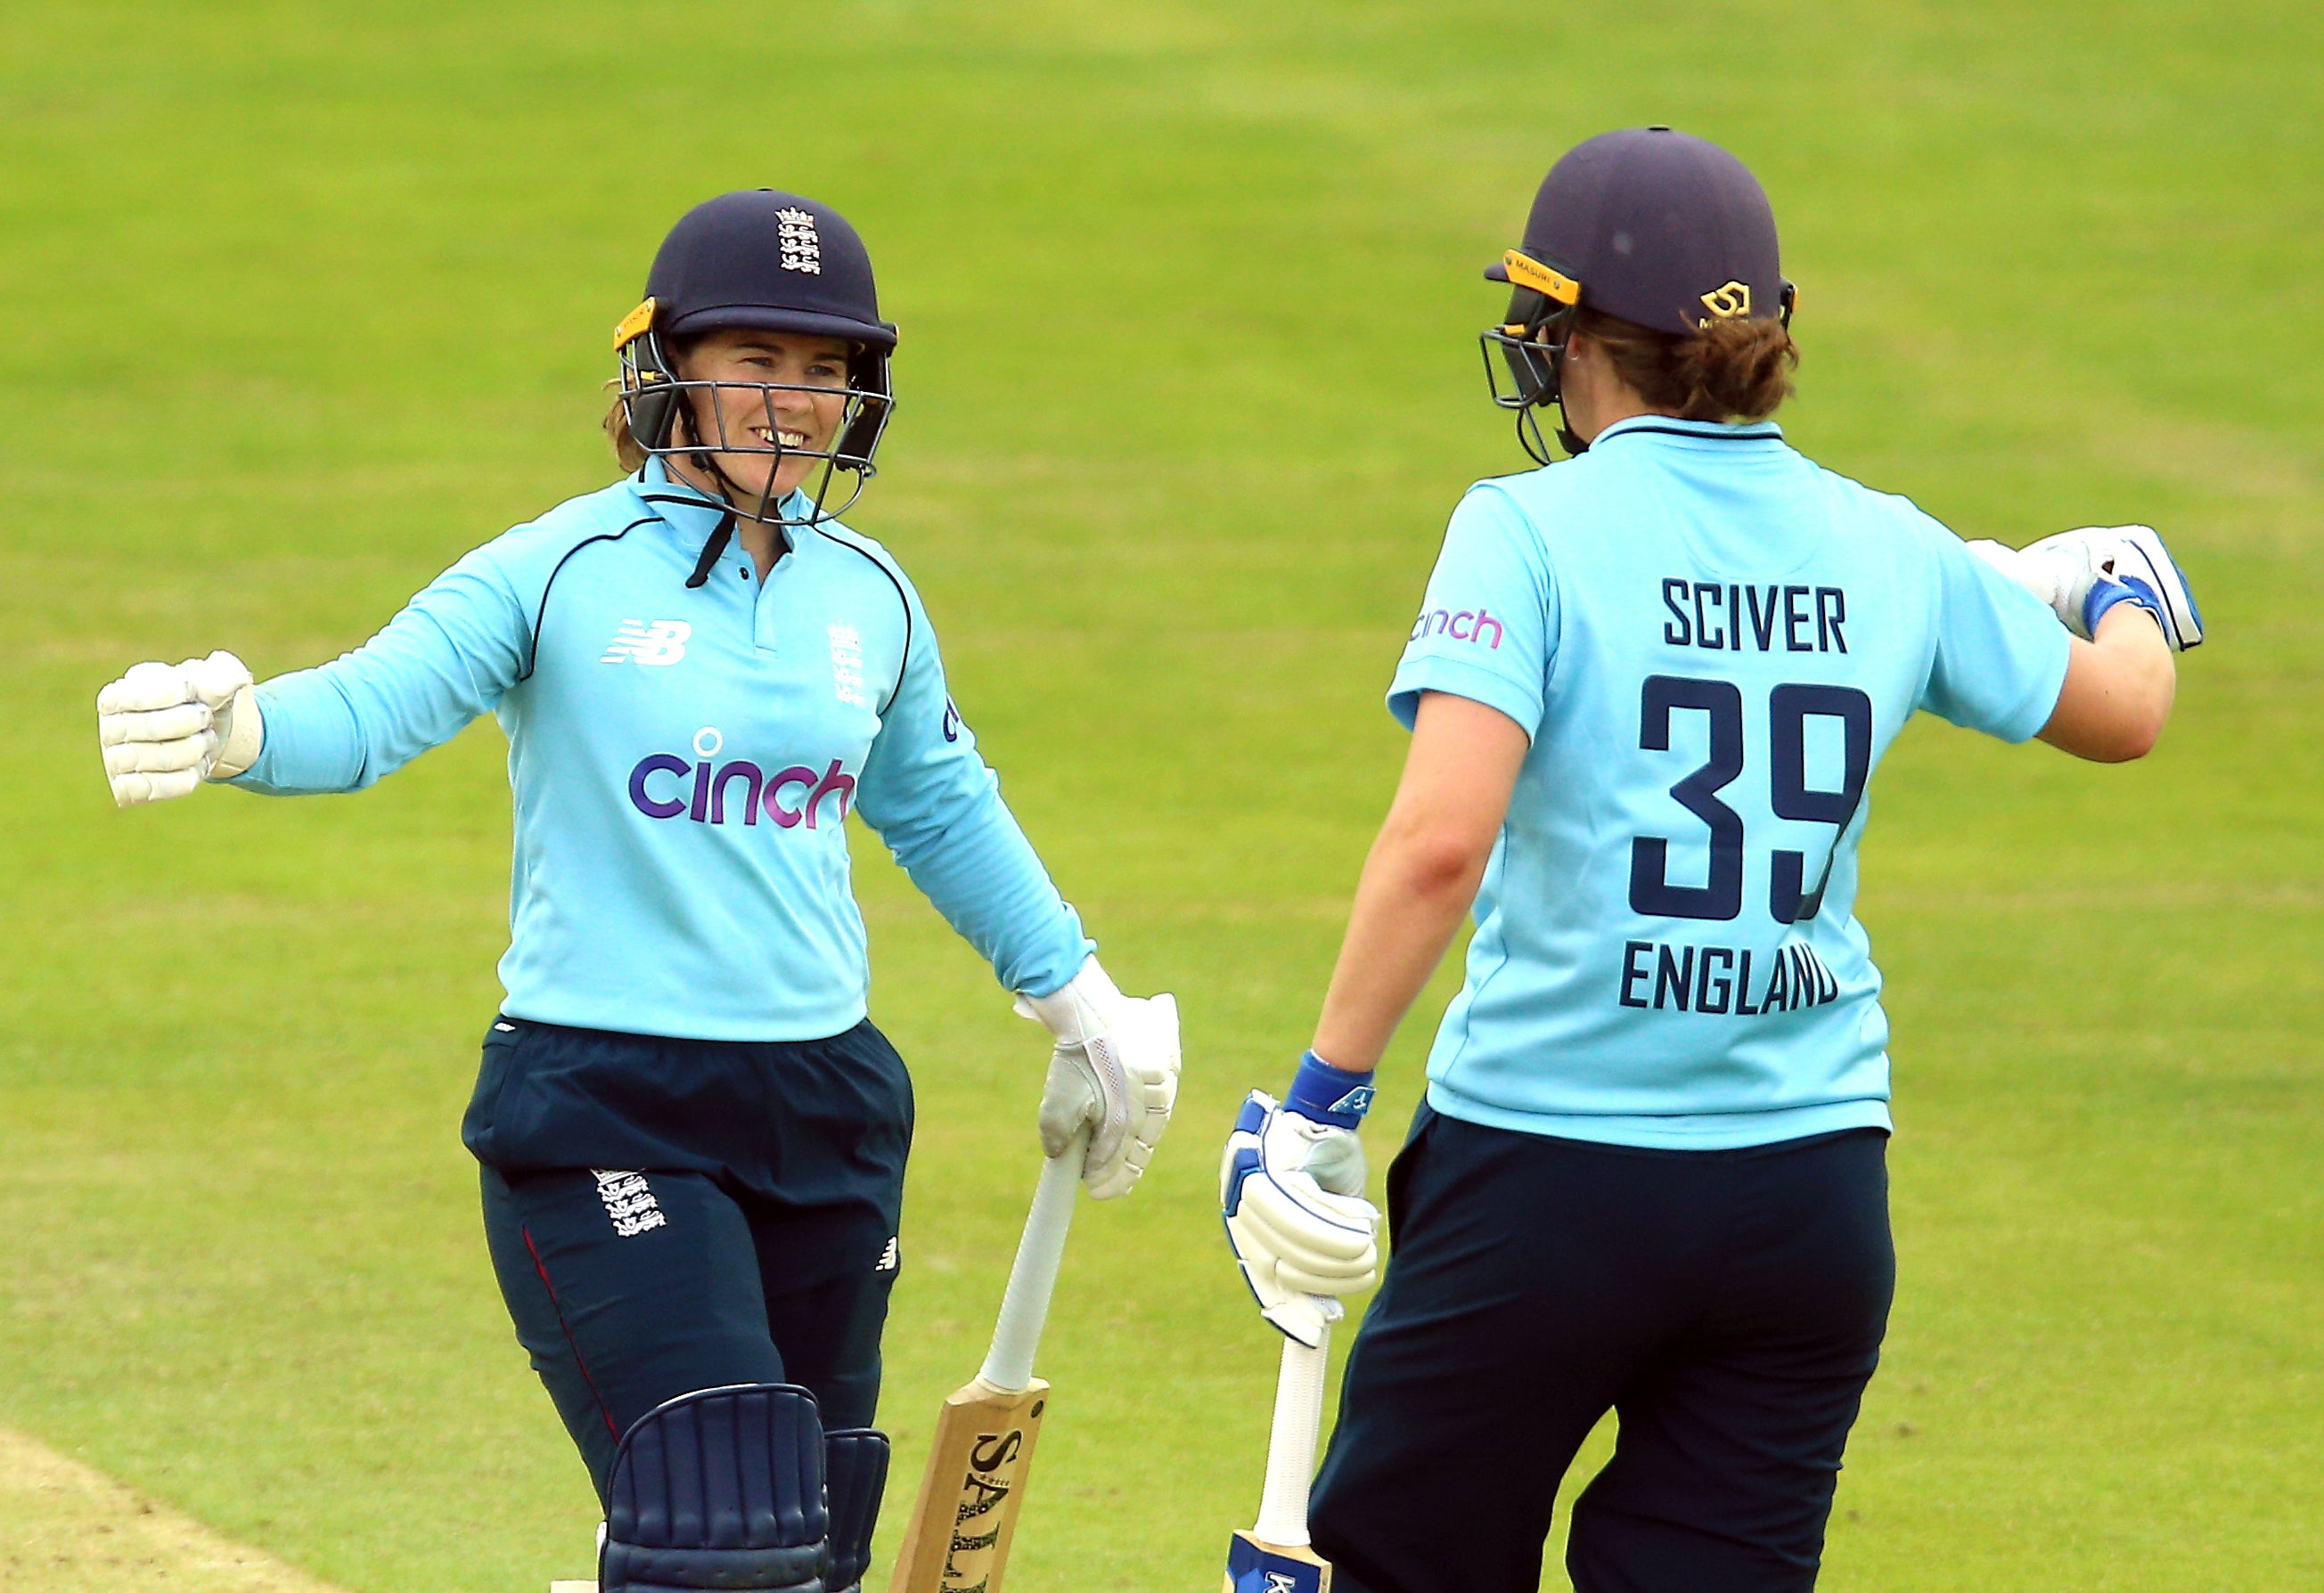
left=94, top=190, right=1180, bottom=1593
left=1220, top=128, right=2201, bottom=1593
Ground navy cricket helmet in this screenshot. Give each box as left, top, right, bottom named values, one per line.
left=615, top=190, right=897, bottom=532
left=1480, top=127, right=1796, bottom=462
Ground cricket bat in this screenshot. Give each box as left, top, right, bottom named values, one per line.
left=889, top=1133, right=1085, bottom=1593
left=1223, top=1312, right=1337, bottom=1593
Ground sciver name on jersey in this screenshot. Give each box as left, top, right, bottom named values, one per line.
left=1390, top=417, right=2071, bottom=1150
left=231, top=459, right=1092, bottom=1041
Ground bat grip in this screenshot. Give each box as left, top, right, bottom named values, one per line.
left=1254, top=1323, right=1331, bottom=1548
left=976, top=1135, right=1084, bottom=1393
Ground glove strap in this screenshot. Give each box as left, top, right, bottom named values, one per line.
left=2083, top=575, right=2166, bottom=639
left=1283, top=1050, right=1376, bottom=1131
left=207, top=685, right=265, bottom=782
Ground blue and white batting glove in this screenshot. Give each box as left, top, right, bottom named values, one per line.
left=1219, top=1052, right=1382, bottom=1348
left=1970, top=525, right=2204, bottom=651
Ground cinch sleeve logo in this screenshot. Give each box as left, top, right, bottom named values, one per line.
left=626, top=726, right=855, bottom=829
left=1409, top=606, right=1505, bottom=648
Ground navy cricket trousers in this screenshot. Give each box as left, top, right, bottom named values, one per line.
left=465, top=1016, right=912, bottom=1499
left=1311, top=1108, right=1894, bottom=1593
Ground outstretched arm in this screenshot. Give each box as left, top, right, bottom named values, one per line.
left=1965, top=522, right=2196, bottom=764
left=97, top=546, right=531, bottom=804
left=2038, top=605, right=2176, bottom=763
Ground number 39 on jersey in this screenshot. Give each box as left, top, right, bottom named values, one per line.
left=1630, top=674, right=1871, bottom=927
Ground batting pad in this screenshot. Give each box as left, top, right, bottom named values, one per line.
left=822, top=1427, right=890, bottom=1591
left=601, top=1384, right=828, bottom=1593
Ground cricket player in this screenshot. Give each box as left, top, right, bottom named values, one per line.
left=94, top=190, right=1180, bottom=1593
left=1219, top=128, right=2199, bottom=1593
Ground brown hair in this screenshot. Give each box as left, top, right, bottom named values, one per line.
left=604, top=385, right=649, bottom=473
left=1575, top=306, right=1797, bottom=422
left=604, top=331, right=701, bottom=473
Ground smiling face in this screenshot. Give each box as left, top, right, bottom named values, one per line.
left=670, top=328, right=856, bottom=502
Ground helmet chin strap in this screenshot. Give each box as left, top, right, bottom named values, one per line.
left=1511, top=343, right=1589, bottom=465
left=1498, top=295, right=1589, bottom=466
left=657, top=384, right=878, bottom=591
left=1548, top=328, right=1589, bottom=458
left=683, top=507, right=740, bottom=590
left=674, top=397, right=795, bottom=589
left=681, top=396, right=795, bottom=519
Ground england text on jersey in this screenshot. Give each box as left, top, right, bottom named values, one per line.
left=1617, top=938, right=1840, bottom=1016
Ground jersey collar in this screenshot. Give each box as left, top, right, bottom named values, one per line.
left=1590, top=415, right=1786, bottom=448
left=631, top=459, right=814, bottom=588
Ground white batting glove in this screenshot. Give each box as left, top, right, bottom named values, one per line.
left=1963, top=538, right=2058, bottom=606
left=97, top=651, right=264, bottom=806
left=1015, top=956, right=1180, bottom=1200
left=1220, top=1053, right=1382, bottom=1347
left=1969, top=526, right=2203, bottom=650
left=2029, top=524, right=2203, bottom=650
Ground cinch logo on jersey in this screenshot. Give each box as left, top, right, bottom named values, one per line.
left=627, top=727, right=855, bottom=829
left=1618, top=939, right=1840, bottom=1016
left=1410, top=606, right=1506, bottom=648
left=601, top=618, right=691, bottom=666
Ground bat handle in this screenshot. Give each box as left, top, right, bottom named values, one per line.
left=977, top=1133, right=1085, bottom=1393
left=1253, top=1321, right=1332, bottom=1548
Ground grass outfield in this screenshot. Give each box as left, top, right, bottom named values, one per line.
left=4, top=2, right=2320, bottom=1589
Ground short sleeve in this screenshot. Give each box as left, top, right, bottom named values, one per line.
left=1917, top=523, right=2074, bottom=742
left=1387, top=484, right=1557, bottom=739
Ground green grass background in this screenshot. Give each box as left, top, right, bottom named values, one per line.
left=3, top=2, right=2319, bottom=1588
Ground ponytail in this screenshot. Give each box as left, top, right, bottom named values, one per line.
left=1577, top=306, right=1797, bottom=422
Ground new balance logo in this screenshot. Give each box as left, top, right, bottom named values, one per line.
left=601, top=619, right=691, bottom=666
left=874, top=1235, right=900, bottom=1272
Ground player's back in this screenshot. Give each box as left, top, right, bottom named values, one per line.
left=1390, top=415, right=2066, bottom=1150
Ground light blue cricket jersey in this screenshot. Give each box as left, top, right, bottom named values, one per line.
left=233, top=460, right=1092, bottom=1041
left=1389, top=417, right=2071, bottom=1149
